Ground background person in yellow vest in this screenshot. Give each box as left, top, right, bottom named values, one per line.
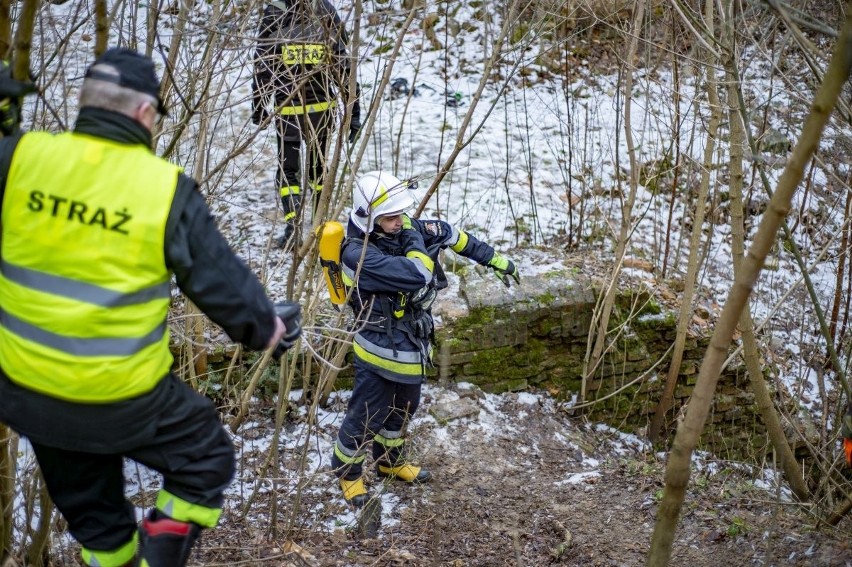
left=330, top=171, right=520, bottom=509
left=251, top=0, right=361, bottom=248
left=0, top=48, right=300, bottom=567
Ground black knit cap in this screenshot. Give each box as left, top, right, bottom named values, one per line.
left=84, top=47, right=167, bottom=115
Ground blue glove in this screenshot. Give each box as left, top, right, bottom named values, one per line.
left=487, top=253, right=520, bottom=287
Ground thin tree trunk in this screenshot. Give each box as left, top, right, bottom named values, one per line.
left=25, top=474, right=53, bottom=567
left=661, top=10, right=681, bottom=280
left=158, top=0, right=194, bottom=120
left=727, top=5, right=852, bottom=401
left=145, top=0, right=159, bottom=57
left=722, top=3, right=809, bottom=501
left=829, top=190, right=851, bottom=348
left=0, top=0, right=12, bottom=60
left=648, top=8, right=852, bottom=564
left=11, top=0, right=38, bottom=81
left=0, top=425, right=14, bottom=560
left=94, top=0, right=107, bottom=56
left=648, top=54, right=717, bottom=443
left=582, top=0, right=646, bottom=398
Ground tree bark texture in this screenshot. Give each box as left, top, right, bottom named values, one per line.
left=724, top=38, right=809, bottom=501
left=0, top=0, right=12, bottom=61
left=11, top=0, right=37, bottom=82
left=648, top=4, right=852, bottom=565
left=94, top=0, right=107, bottom=57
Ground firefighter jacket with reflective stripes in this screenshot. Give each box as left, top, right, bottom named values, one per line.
left=251, top=0, right=357, bottom=118
left=0, top=108, right=279, bottom=451
left=341, top=217, right=499, bottom=384
left=0, top=130, right=179, bottom=402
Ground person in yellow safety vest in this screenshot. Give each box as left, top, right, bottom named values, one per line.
left=251, top=0, right=361, bottom=248
left=330, top=171, right=520, bottom=507
left=0, top=48, right=301, bottom=567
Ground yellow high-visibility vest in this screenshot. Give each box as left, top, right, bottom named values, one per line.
left=0, top=131, right=180, bottom=402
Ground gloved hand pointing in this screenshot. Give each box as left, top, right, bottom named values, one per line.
left=487, top=253, right=520, bottom=287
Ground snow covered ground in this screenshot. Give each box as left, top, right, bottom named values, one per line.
left=7, top=0, right=852, bottom=559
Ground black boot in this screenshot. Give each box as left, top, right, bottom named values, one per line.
left=275, top=222, right=295, bottom=248
left=138, top=511, right=201, bottom=567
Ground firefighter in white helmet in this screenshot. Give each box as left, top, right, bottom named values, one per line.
left=330, top=171, right=519, bottom=506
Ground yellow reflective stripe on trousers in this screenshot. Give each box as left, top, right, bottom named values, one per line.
left=81, top=532, right=137, bottom=567
left=375, top=432, right=405, bottom=448
left=279, top=185, right=301, bottom=197
left=334, top=441, right=366, bottom=465
left=156, top=489, right=221, bottom=529
left=279, top=100, right=335, bottom=115
left=450, top=228, right=469, bottom=253
left=353, top=333, right=424, bottom=377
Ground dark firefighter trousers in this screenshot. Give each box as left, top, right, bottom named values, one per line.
left=29, top=375, right=235, bottom=554
left=275, top=110, right=332, bottom=222
left=331, top=362, right=422, bottom=481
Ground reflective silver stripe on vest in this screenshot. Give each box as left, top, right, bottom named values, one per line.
left=0, top=309, right=167, bottom=356
left=2, top=261, right=170, bottom=307
left=353, top=333, right=422, bottom=363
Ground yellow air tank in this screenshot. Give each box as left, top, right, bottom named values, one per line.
left=317, top=221, right=346, bottom=305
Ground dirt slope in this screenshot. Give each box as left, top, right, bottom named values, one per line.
left=191, top=385, right=851, bottom=567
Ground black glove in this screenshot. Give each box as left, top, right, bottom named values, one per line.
left=487, top=253, right=520, bottom=287
left=349, top=97, right=361, bottom=143
left=251, top=96, right=269, bottom=127
left=272, top=301, right=302, bottom=360
left=0, top=97, right=21, bottom=137
left=0, top=62, right=35, bottom=136
left=411, top=284, right=437, bottom=311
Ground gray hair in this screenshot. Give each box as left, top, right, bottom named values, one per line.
left=78, top=63, right=158, bottom=116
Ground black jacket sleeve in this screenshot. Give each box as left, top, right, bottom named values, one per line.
left=251, top=5, right=280, bottom=113
left=165, top=175, right=277, bottom=351
left=0, top=133, right=23, bottom=203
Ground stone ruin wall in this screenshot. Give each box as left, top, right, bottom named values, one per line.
left=430, top=262, right=768, bottom=462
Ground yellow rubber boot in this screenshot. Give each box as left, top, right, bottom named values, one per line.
left=376, top=463, right=432, bottom=483
left=340, top=477, right=369, bottom=507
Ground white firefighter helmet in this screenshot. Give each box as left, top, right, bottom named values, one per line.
left=350, top=171, right=415, bottom=233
